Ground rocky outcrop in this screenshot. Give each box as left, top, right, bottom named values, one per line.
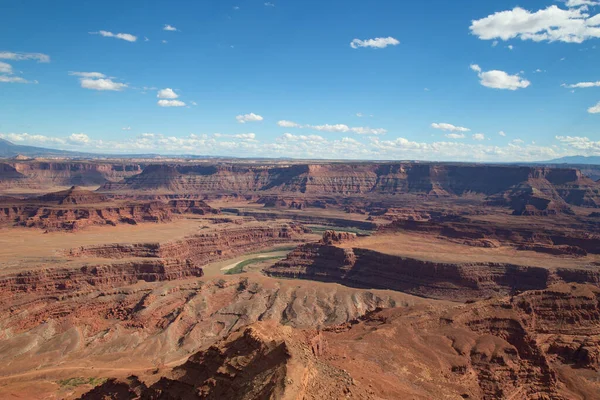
left=0, top=201, right=174, bottom=231
left=81, top=284, right=600, bottom=400
left=99, top=163, right=600, bottom=208
left=0, top=188, right=219, bottom=231
left=0, top=161, right=144, bottom=189
left=0, top=259, right=203, bottom=302
left=66, top=224, right=305, bottom=264
left=81, top=321, right=364, bottom=400
left=265, top=234, right=600, bottom=301
left=386, top=218, right=600, bottom=255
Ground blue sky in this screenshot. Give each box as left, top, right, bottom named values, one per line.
left=1, top=0, right=600, bottom=160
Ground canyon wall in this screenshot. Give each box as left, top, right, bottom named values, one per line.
left=265, top=241, right=600, bottom=301
left=99, top=163, right=600, bottom=208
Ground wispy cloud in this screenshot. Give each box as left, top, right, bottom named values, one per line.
left=69, top=71, right=106, bottom=79
left=562, top=81, right=600, bottom=89
left=90, top=30, right=137, bottom=42
left=277, top=120, right=386, bottom=135
left=157, top=99, right=186, bottom=107
left=431, top=123, right=470, bottom=132
left=163, top=24, right=178, bottom=31
left=0, top=51, right=50, bottom=63
left=350, top=37, right=400, bottom=49
left=80, top=78, right=127, bottom=91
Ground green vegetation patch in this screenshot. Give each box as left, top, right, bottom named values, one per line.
left=225, top=256, right=284, bottom=275
left=57, top=377, right=107, bottom=388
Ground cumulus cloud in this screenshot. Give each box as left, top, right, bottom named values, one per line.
left=69, top=71, right=106, bottom=79
left=163, top=24, right=178, bottom=31
left=470, top=5, right=600, bottom=44
left=157, top=99, right=186, bottom=107
left=0, top=51, right=50, bottom=63
left=157, top=88, right=178, bottom=99
left=472, top=133, right=485, bottom=141
left=562, top=81, right=600, bottom=88
left=499, top=131, right=507, bottom=137
left=470, top=64, right=530, bottom=90
left=80, top=78, right=127, bottom=91
left=350, top=36, right=400, bottom=49
left=90, top=30, right=137, bottom=42
left=277, top=120, right=301, bottom=128
left=588, top=101, right=600, bottom=113
left=236, top=113, right=264, bottom=123
left=445, top=133, right=466, bottom=139
left=556, top=135, right=600, bottom=152
left=68, top=133, right=90, bottom=145
left=431, top=123, right=470, bottom=132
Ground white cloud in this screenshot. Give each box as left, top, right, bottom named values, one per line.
left=351, top=127, right=387, bottom=135
left=0, top=75, right=34, bottom=84
left=472, top=133, right=485, bottom=141
left=68, top=133, right=90, bottom=145
left=499, top=131, right=507, bottom=137
left=80, top=78, right=127, bottom=91
left=445, top=133, right=466, bottom=139
left=157, top=88, right=178, bottom=99
left=566, top=0, right=600, bottom=7
left=0, top=62, right=12, bottom=74
left=191, top=101, right=198, bottom=106
left=511, top=139, right=525, bottom=144
left=556, top=135, right=600, bottom=152
left=277, top=120, right=301, bottom=128
left=470, top=64, right=530, bottom=90
left=562, top=81, right=600, bottom=88
left=311, top=123, right=350, bottom=133
left=69, top=71, right=106, bottom=79
left=264, top=2, right=275, bottom=6
left=350, top=37, right=400, bottom=49
left=431, top=123, right=470, bottom=132
left=161, top=40, right=168, bottom=44
left=507, top=45, right=514, bottom=50
left=234, top=133, right=256, bottom=140
left=157, top=99, right=186, bottom=107
left=470, top=5, right=600, bottom=44
left=122, top=127, right=132, bottom=131
left=0, top=51, right=50, bottom=63
left=163, top=24, right=178, bottom=31
left=277, top=120, right=386, bottom=135
left=356, top=112, right=364, bottom=117
left=91, top=31, right=137, bottom=42
left=236, top=113, right=264, bottom=123
left=588, top=101, right=600, bottom=113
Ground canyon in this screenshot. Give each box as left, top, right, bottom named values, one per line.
left=0, top=159, right=599, bottom=399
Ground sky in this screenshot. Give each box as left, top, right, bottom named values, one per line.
left=1, top=0, right=600, bottom=161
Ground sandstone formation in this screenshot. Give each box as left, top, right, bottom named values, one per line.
left=98, top=163, right=600, bottom=209
left=265, top=232, right=600, bottom=301
left=81, top=283, right=600, bottom=399
left=0, top=187, right=219, bottom=231
left=0, top=161, right=143, bottom=189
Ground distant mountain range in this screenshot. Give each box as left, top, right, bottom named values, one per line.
left=545, top=156, right=600, bottom=165
left=0, top=138, right=89, bottom=158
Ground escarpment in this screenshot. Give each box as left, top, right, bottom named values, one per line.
left=265, top=235, right=600, bottom=301
left=96, top=162, right=600, bottom=209
left=66, top=223, right=305, bottom=262
left=0, top=187, right=220, bottom=231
